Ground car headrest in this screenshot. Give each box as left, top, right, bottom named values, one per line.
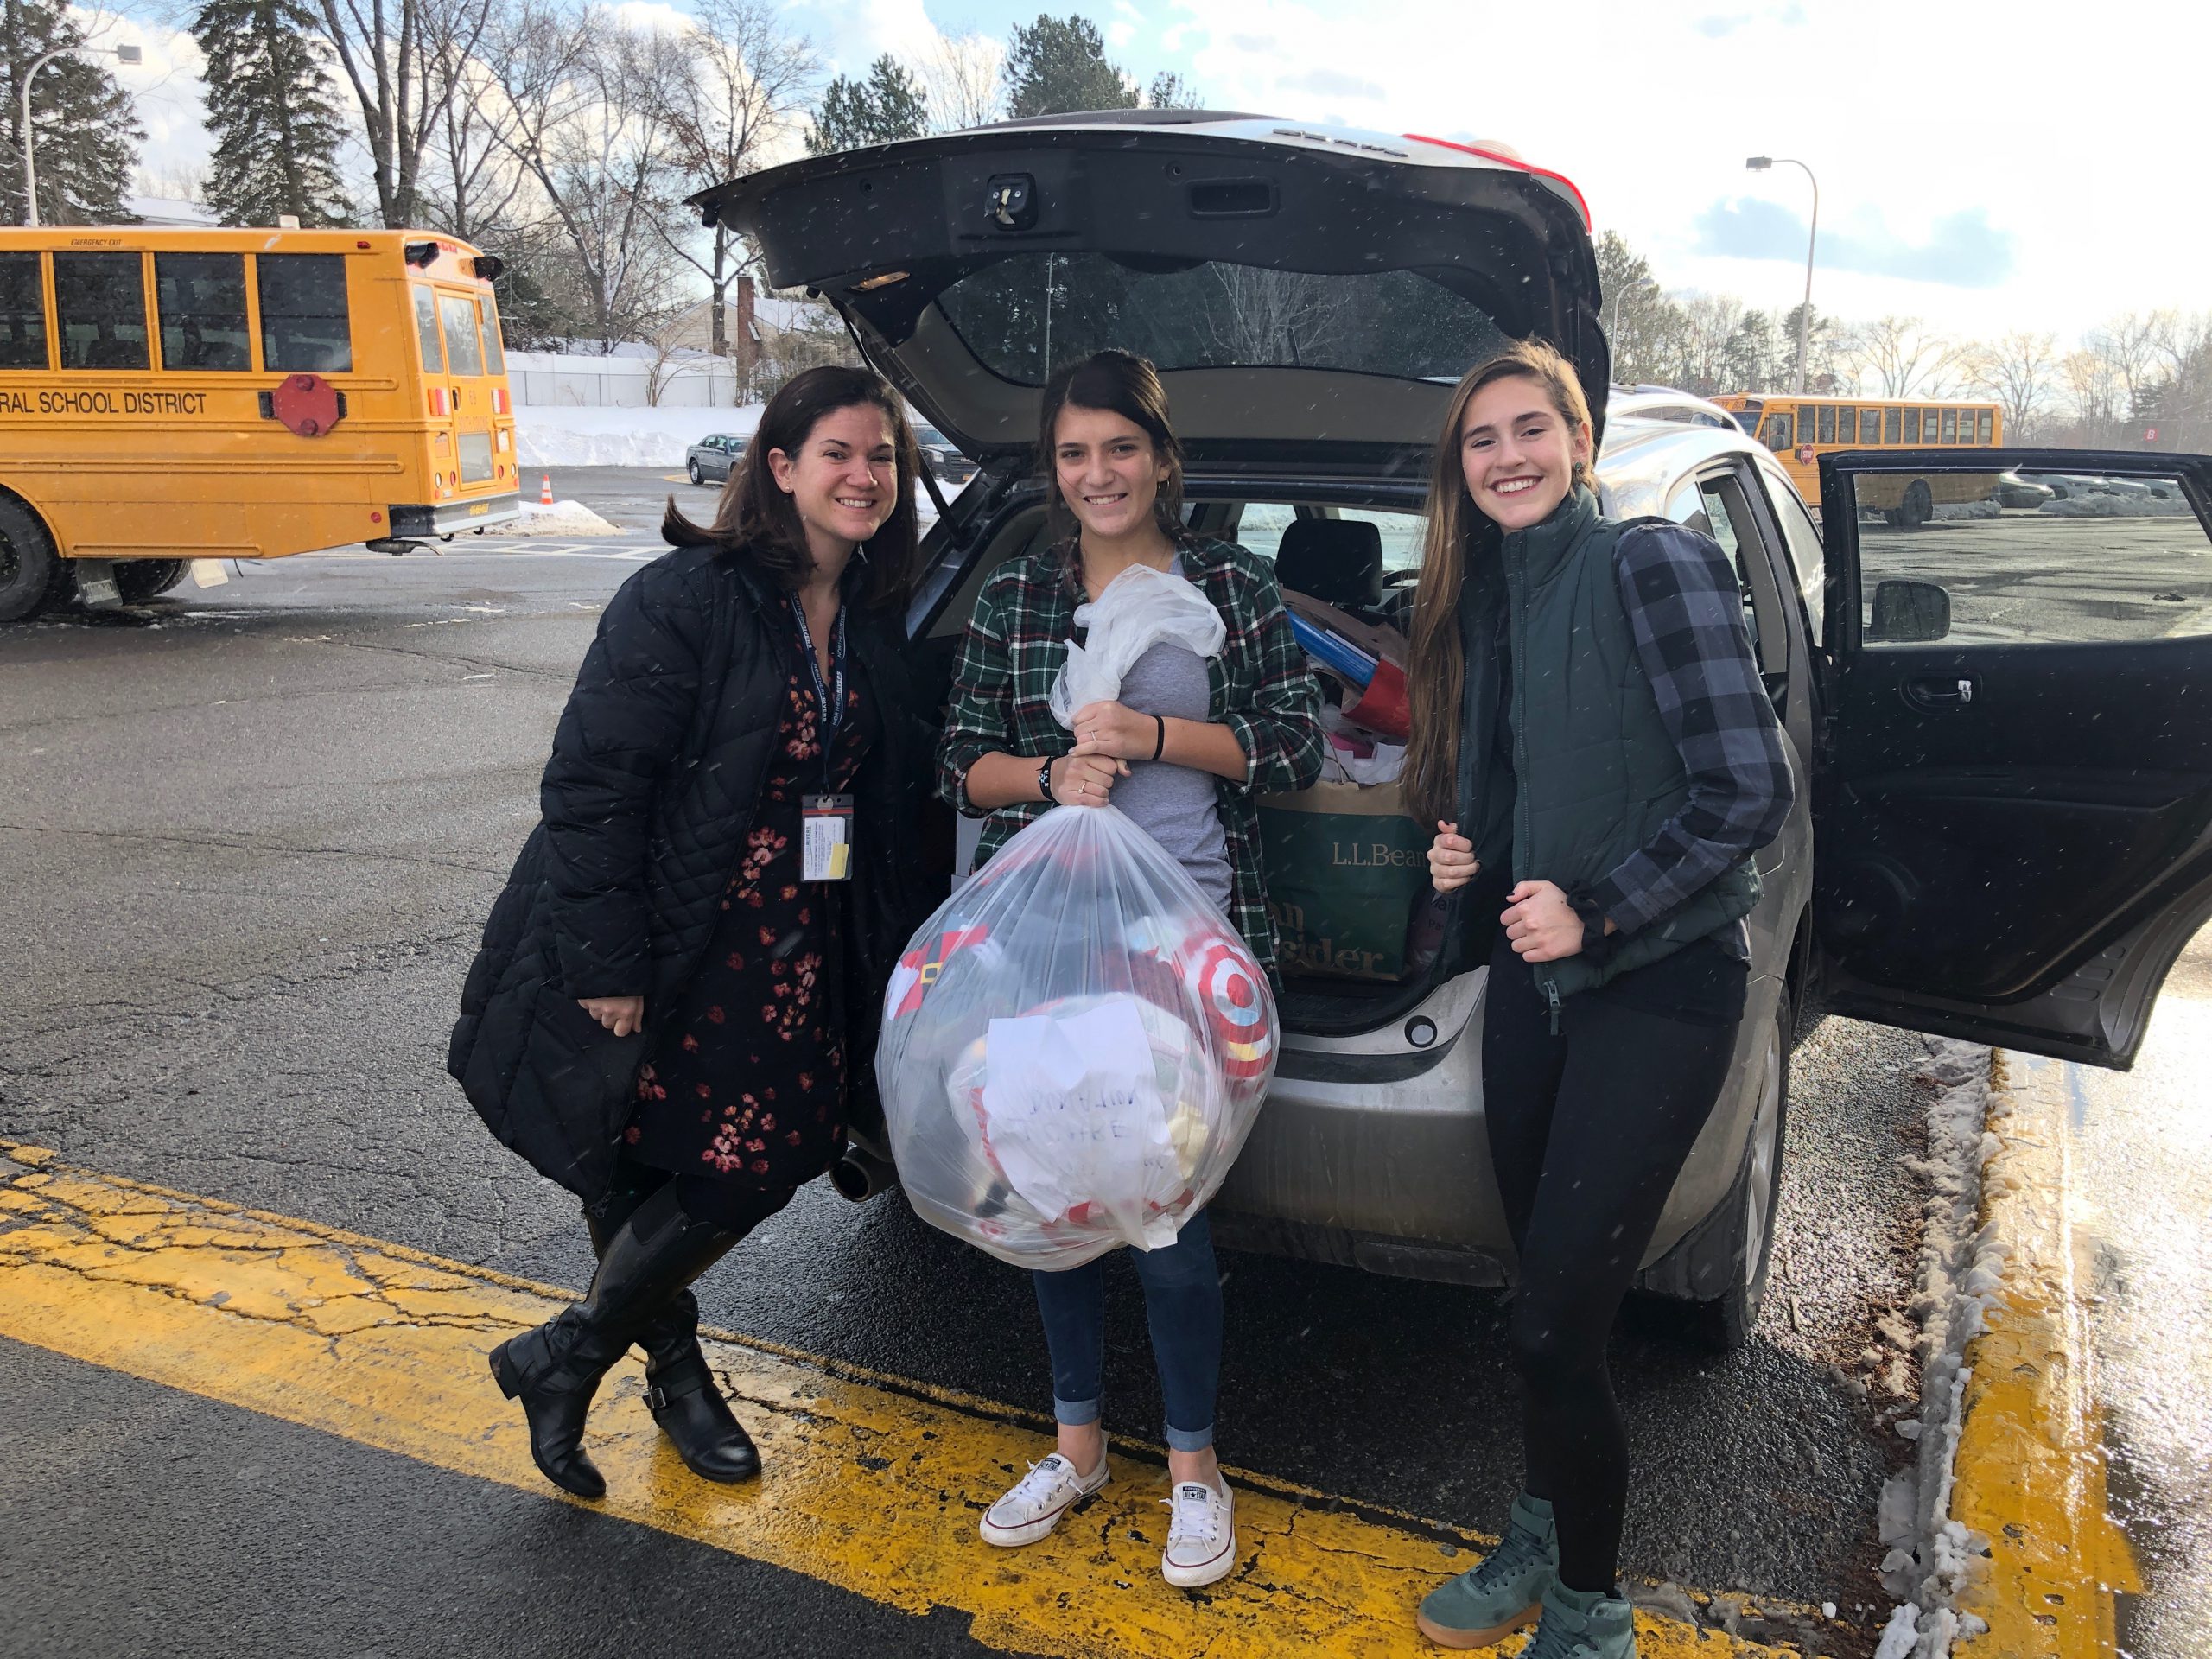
left=1275, top=518, right=1384, bottom=611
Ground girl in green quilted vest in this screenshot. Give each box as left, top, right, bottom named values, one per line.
left=1402, top=341, right=1795, bottom=1657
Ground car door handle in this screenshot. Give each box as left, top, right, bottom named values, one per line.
left=1904, top=674, right=1976, bottom=712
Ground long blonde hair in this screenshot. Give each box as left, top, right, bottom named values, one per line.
left=1402, top=340, right=1598, bottom=829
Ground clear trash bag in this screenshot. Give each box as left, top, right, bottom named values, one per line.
left=877, top=804, right=1277, bottom=1269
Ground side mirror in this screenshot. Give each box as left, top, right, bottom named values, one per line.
left=1868, top=578, right=1951, bottom=643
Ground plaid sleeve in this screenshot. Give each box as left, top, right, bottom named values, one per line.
left=934, top=573, right=1016, bottom=817
left=1219, top=555, right=1325, bottom=797
left=1588, top=523, right=1796, bottom=934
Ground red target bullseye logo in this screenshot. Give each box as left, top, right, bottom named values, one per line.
left=1187, top=936, right=1274, bottom=1080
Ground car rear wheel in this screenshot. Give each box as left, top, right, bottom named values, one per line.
left=0, top=496, right=68, bottom=623
left=116, top=558, right=188, bottom=603
left=688, top=459, right=704, bottom=486
left=1641, top=986, right=1790, bottom=1352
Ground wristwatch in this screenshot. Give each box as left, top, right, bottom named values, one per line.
left=1037, top=757, right=1055, bottom=802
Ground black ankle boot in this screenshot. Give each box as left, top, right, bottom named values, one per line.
left=584, top=1186, right=760, bottom=1484
left=490, top=1182, right=739, bottom=1499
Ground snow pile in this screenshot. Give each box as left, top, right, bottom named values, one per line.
left=506, top=498, right=622, bottom=537
left=1931, top=500, right=2000, bottom=521
left=2040, top=493, right=2193, bottom=518
left=516, top=404, right=762, bottom=468
left=1872, top=1038, right=2003, bottom=1659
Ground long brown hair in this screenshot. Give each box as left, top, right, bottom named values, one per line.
left=1402, top=339, right=1598, bottom=828
left=662, top=365, right=924, bottom=609
left=1036, top=349, right=1191, bottom=546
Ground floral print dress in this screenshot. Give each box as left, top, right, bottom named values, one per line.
left=625, top=607, right=877, bottom=1193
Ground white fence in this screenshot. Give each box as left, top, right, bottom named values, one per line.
left=505, top=349, right=743, bottom=410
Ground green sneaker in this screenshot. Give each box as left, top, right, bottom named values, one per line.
left=1521, top=1580, right=1637, bottom=1658
left=1416, top=1492, right=1558, bottom=1649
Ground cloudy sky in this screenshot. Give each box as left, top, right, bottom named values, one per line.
left=99, top=0, right=2200, bottom=339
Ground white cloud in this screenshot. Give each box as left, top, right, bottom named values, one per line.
left=1165, top=0, right=2207, bottom=334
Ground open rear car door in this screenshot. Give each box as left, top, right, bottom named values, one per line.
left=1814, top=448, right=2212, bottom=1066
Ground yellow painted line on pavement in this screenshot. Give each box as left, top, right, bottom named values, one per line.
left=0, top=1141, right=1811, bottom=1659
left=1953, top=1054, right=2141, bottom=1655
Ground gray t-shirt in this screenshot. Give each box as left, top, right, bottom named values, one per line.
left=1113, top=637, right=1231, bottom=912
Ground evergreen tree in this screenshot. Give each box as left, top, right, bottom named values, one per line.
left=194, top=0, right=353, bottom=227
left=1, top=0, right=141, bottom=225
left=1002, top=16, right=1135, bottom=119
left=805, top=55, right=931, bottom=156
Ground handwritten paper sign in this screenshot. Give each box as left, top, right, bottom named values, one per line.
left=980, top=999, right=1178, bottom=1245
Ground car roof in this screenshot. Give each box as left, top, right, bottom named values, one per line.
left=1597, top=404, right=1778, bottom=518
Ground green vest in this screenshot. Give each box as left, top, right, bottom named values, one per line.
left=1453, top=489, right=1760, bottom=1016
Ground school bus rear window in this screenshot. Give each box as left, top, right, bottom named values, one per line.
left=257, top=253, right=352, bottom=373
left=0, top=252, right=44, bottom=369
left=476, top=294, right=505, bottom=377
left=156, top=252, right=251, bottom=372
left=411, top=287, right=442, bottom=373
left=439, top=293, right=484, bottom=377
left=54, top=251, right=149, bottom=371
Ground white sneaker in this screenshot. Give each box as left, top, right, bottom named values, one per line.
left=1160, top=1478, right=1236, bottom=1587
left=979, top=1446, right=1110, bottom=1548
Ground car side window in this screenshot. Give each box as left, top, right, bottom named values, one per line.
left=1853, top=468, right=2212, bottom=646
left=1760, top=476, right=1827, bottom=648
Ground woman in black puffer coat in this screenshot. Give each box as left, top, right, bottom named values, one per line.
left=449, top=367, right=940, bottom=1500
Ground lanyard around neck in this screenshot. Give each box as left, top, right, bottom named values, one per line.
left=788, top=597, right=849, bottom=766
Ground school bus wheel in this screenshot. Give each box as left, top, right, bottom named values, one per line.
left=0, top=494, right=68, bottom=625
left=116, top=560, right=188, bottom=604
left=1887, top=479, right=1933, bottom=530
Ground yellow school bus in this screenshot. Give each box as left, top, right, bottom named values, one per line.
left=0, top=226, right=522, bottom=621
left=1711, top=393, right=2004, bottom=527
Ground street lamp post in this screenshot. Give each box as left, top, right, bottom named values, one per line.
left=19, top=41, right=142, bottom=229
left=1746, top=155, right=1817, bottom=394
left=1608, top=274, right=1657, bottom=344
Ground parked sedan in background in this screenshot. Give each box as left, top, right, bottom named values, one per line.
left=685, top=432, right=747, bottom=486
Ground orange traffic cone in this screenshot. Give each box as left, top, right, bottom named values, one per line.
left=538, top=474, right=554, bottom=505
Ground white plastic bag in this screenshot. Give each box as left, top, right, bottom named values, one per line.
left=877, top=805, right=1276, bottom=1269
left=1048, top=563, right=1225, bottom=729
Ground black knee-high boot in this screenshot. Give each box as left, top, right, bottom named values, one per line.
left=584, top=1186, right=760, bottom=1485
left=488, top=1181, right=742, bottom=1498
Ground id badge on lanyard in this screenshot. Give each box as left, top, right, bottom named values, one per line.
left=791, top=599, right=853, bottom=883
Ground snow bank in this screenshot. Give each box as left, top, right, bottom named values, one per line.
left=506, top=499, right=622, bottom=537
left=1872, top=1039, right=2002, bottom=1658
left=2040, top=493, right=2192, bottom=518
left=1931, top=500, right=2000, bottom=521
left=516, top=404, right=762, bottom=468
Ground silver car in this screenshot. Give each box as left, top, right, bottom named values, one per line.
left=700, top=113, right=2212, bottom=1348
left=685, top=432, right=747, bottom=486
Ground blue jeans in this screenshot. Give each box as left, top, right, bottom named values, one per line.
left=1029, top=1208, right=1222, bottom=1453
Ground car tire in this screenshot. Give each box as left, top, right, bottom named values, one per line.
left=1642, top=985, right=1791, bottom=1352
left=0, top=495, right=68, bottom=624
left=1899, top=480, right=1933, bottom=529
left=116, top=558, right=188, bottom=603
left=688, top=460, right=704, bottom=486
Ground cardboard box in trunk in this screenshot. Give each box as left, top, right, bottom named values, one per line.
left=1257, top=779, right=1431, bottom=982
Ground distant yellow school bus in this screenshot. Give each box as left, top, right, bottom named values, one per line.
left=0, top=226, right=522, bottom=620
left=1712, top=392, right=2004, bottom=527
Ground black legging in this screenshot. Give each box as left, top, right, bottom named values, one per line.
left=1481, top=930, right=1745, bottom=1592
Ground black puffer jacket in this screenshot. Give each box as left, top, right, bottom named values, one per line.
left=448, top=542, right=940, bottom=1199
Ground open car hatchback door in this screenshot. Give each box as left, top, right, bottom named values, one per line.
left=1815, top=448, right=2212, bottom=1067
left=690, top=113, right=1608, bottom=473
